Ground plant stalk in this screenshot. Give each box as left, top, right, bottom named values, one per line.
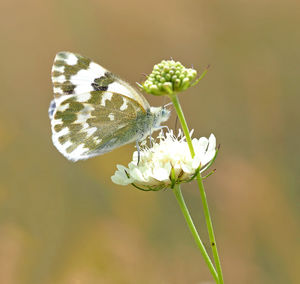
left=170, top=94, right=224, bottom=284
left=173, top=184, right=219, bottom=283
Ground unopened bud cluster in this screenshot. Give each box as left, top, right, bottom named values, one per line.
left=142, top=60, right=197, bottom=96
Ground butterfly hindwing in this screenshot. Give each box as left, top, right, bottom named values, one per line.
left=50, top=90, right=147, bottom=161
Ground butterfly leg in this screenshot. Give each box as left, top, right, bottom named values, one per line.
left=157, top=125, right=169, bottom=132
left=149, top=128, right=153, bottom=147
left=136, top=140, right=141, bottom=165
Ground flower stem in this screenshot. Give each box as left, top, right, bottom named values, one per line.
left=173, top=184, right=219, bottom=283
left=196, top=174, right=224, bottom=284
left=169, top=94, right=224, bottom=284
left=169, top=94, right=195, bottom=156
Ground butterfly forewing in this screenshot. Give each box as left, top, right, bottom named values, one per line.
left=51, top=51, right=150, bottom=109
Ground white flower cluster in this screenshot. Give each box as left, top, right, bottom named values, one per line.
left=111, top=130, right=217, bottom=190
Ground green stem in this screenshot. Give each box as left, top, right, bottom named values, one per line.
left=173, top=184, right=219, bottom=283
left=170, top=94, right=224, bottom=284
left=170, top=94, right=195, bottom=156
left=196, top=174, right=224, bottom=284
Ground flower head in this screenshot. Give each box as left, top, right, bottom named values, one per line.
left=142, top=60, right=198, bottom=96
left=111, top=130, right=217, bottom=191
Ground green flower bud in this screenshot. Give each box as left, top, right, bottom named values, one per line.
left=160, top=77, right=166, bottom=83
left=142, top=59, right=199, bottom=96
left=172, top=75, right=177, bottom=82
left=165, top=73, right=171, bottom=81
left=162, top=82, right=173, bottom=94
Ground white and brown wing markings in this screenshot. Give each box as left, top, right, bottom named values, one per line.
left=51, top=91, right=146, bottom=160
left=52, top=52, right=93, bottom=97
left=51, top=51, right=113, bottom=98
left=50, top=51, right=153, bottom=160
left=51, top=51, right=150, bottom=110
left=108, top=77, right=150, bottom=110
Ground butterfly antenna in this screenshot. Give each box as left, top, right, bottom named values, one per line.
left=136, top=73, right=149, bottom=89
left=149, top=129, right=153, bottom=147
left=163, top=102, right=173, bottom=109
left=138, top=73, right=148, bottom=83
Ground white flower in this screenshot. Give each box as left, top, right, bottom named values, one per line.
left=111, top=130, right=217, bottom=190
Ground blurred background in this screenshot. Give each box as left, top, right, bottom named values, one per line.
left=0, top=0, right=299, bottom=283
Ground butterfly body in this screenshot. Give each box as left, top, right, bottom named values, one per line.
left=49, top=52, right=170, bottom=161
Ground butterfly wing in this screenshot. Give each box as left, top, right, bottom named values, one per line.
left=51, top=51, right=150, bottom=109
left=50, top=91, right=148, bottom=161
left=50, top=51, right=152, bottom=161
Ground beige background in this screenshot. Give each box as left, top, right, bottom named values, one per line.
left=0, top=0, right=299, bottom=283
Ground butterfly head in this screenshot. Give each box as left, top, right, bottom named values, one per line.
left=150, top=106, right=171, bottom=130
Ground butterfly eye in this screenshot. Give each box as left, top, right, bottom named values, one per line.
left=160, top=107, right=171, bottom=122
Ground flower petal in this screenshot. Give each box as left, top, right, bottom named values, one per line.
left=111, top=130, right=217, bottom=189
left=207, top=134, right=216, bottom=151
left=152, top=166, right=170, bottom=181
left=111, top=165, right=133, bottom=185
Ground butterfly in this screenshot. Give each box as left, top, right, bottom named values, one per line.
left=49, top=52, right=170, bottom=162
